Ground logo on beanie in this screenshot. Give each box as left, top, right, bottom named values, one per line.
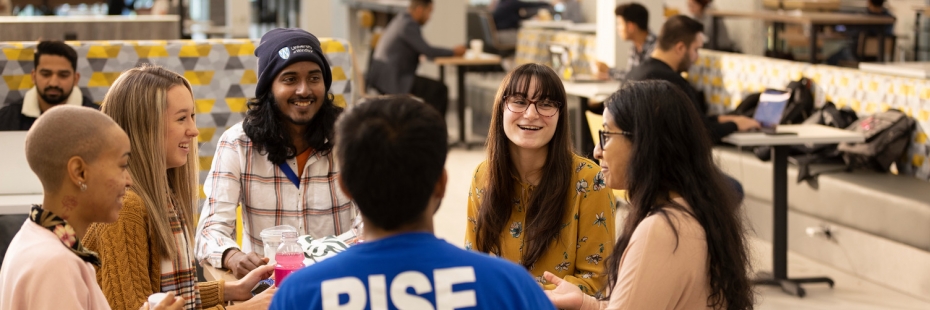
left=278, top=45, right=315, bottom=60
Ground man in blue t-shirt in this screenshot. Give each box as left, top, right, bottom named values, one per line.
left=269, top=96, right=555, bottom=310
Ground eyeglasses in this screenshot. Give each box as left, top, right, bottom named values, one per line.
left=503, top=95, right=562, bottom=117
left=598, top=129, right=632, bottom=147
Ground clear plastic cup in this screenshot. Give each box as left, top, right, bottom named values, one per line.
left=147, top=293, right=167, bottom=310
left=260, top=225, right=298, bottom=263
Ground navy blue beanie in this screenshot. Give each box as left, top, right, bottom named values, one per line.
left=254, top=28, right=332, bottom=98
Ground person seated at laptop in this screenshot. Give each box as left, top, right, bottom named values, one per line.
left=0, top=106, right=183, bottom=310
left=269, top=95, right=555, bottom=310
left=627, top=15, right=759, bottom=143
left=0, top=40, right=99, bottom=274
left=366, top=0, right=465, bottom=116
left=465, top=63, right=615, bottom=296
left=596, top=2, right=657, bottom=80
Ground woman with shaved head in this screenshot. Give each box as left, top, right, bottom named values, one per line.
left=0, top=106, right=182, bottom=309
left=82, top=64, right=275, bottom=310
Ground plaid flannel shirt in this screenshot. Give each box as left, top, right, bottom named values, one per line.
left=195, top=123, right=356, bottom=268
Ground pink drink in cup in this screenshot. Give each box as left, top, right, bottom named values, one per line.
left=274, top=231, right=305, bottom=287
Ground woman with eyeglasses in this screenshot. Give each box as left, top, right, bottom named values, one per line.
left=464, top=63, right=616, bottom=296
left=543, top=80, right=754, bottom=309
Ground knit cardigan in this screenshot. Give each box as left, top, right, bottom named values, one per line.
left=83, top=190, right=225, bottom=310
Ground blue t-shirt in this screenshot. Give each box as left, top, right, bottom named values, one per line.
left=270, top=232, right=555, bottom=310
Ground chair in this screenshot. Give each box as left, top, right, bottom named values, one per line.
left=856, top=33, right=896, bottom=62
left=467, top=9, right=515, bottom=58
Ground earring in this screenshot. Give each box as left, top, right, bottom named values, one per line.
left=80, top=182, right=87, bottom=192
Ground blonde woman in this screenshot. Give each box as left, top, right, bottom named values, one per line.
left=83, top=64, right=275, bottom=310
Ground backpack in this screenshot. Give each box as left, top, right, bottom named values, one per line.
left=791, top=102, right=859, bottom=182
left=837, top=109, right=915, bottom=172
left=732, top=77, right=816, bottom=161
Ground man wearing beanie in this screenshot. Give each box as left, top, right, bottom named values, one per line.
left=366, top=0, right=465, bottom=116
left=195, top=28, right=358, bottom=278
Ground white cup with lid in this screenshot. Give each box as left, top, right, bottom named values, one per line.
left=148, top=293, right=168, bottom=310
left=260, top=225, right=298, bottom=264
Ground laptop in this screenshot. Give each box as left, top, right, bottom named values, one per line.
left=0, top=131, right=43, bottom=195
left=753, top=90, right=794, bottom=135
left=549, top=44, right=605, bottom=83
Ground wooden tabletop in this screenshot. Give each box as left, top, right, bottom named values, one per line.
left=202, top=264, right=239, bottom=283
left=434, top=53, right=502, bottom=66
left=709, top=10, right=896, bottom=25
left=0, top=194, right=40, bottom=215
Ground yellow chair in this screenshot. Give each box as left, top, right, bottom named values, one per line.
left=585, top=111, right=628, bottom=204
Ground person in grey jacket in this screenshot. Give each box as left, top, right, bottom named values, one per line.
left=366, top=0, right=465, bottom=116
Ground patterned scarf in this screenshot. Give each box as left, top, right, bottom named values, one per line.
left=29, top=205, right=101, bottom=267
left=159, top=204, right=203, bottom=310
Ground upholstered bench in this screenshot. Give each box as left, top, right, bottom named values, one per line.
left=714, top=146, right=930, bottom=252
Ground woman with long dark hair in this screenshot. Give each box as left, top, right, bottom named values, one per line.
left=465, top=63, right=616, bottom=296
left=544, top=80, right=754, bottom=309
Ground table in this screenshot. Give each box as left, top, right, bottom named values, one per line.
left=708, top=10, right=896, bottom=63
left=342, top=0, right=409, bottom=14
left=434, top=53, right=503, bottom=149
left=562, top=80, right=621, bottom=158
left=0, top=195, right=41, bottom=215
left=913, top=7, right=930, bottom=61
left=203, top=264, right=239, bottom=283
left=858, top=61, right=930, bottom=79
left=722, top=124, right=864, bottom=297
left=0, top=15, right=181, bottom=41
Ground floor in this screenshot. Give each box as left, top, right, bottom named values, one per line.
left=434, top=148, right=930, bottom=310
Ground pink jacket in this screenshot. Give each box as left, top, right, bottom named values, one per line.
left=0, top=220, right=111, bottom=309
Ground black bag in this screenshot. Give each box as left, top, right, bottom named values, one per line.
left=837, top=109, right=915, bottom=172
left=732, top=77, right=816, bottom=161
left=791, top=102, right=859, bottom=182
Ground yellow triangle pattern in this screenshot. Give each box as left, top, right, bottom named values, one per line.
left=331, top=66, right=347, bottom=81
left=179, top=45, right=212, bottom=57
left=133, top=45, right=169, bottom=58
left=88, top=72, right=123, bottom=87
left=915, top=132, right=927, bottom=144
left=198, top=184, right=205, bottom=200
left=184, top=71, right=215, bottom=86
left=199, top=156, right=214, bottom=172
left=223, top=42, right=256, bottom=56
left=195, top=99, right=216, bottom=113
left=240, top=70, right=257, bottom=84
left=912, top=154, right=925, bottom=169
left=321, top=40, right=346, bottom=53
left=87, top=45, right=121, bottom=58
left=333, top=94, right=347, bottom=108
left=2, top=75, right=33, bottom=90
left=197, top=127, right=217, bottom=143
left=2, top=48, right=34, bottom=61
left=226, top=98, right=248, bottom=113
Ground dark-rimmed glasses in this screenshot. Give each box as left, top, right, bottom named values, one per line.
left=503, top=95, right=562, bottom=117
left=598, top=129, right=632, bottom=147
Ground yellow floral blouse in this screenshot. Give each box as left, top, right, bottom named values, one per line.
left=465, top=155, right=616, bottom=296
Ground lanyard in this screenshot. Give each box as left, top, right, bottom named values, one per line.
left=278, top=162, right=300, bottom=188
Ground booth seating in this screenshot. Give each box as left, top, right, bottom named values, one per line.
left=690, top=50, right=930, bottom=299
left=0, top=38, right=360, bottom=196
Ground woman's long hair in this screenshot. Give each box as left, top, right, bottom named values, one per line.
left=603, top=80, right=753, bottom=309
left=475, top=63, right=574, bottom=269
left=242, top=91, right=341, bottom=164
left=100, top=64, right=199, bottom=259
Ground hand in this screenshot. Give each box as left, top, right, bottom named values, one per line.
left=542, top=271, right=584, bottom=310
left=452, top=45, right=467, bottom=57
left=225, top=249, right=269, bottom=279
left=726, top=115, right=762, bottom=131
left=227, top=286, right=277, bottom=310
left=227, top=264, right=275, bottom=301
left=139, top=292, right=183, bottom=310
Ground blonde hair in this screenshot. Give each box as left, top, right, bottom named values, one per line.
left=100, top=64, right=198, bottom=259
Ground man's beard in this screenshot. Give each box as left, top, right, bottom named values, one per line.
left=38, top=86, right=71, bottom=105
left=678, top=56, right=693, bottom=73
